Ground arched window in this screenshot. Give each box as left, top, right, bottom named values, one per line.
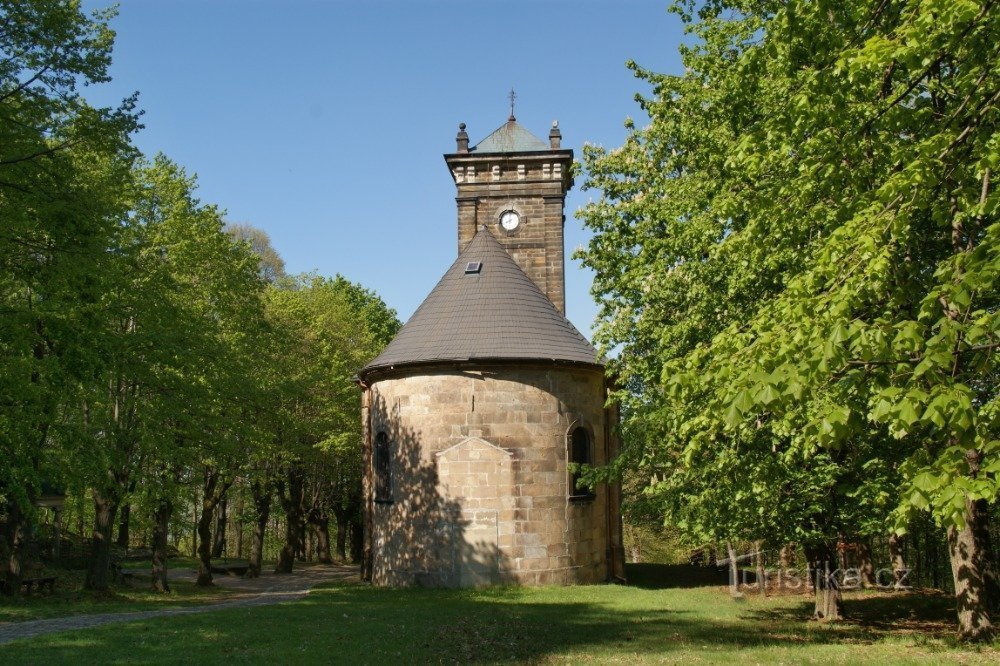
left=569, top=426, right=595, bottom=500
left=374, top=431, right=392, bottom=503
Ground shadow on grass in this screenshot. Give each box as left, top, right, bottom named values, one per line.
left=0, top=577, right=238, bottom=624
left=625, top=562, right=729, bottom=589
left=6, top=578, right=989, bottom=664
left=745, top=588, right=959, bottom=636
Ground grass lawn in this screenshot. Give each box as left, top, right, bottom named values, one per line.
left=1, top=564, right=998, bottom=664
left=0, top=563, right=242, bottom=623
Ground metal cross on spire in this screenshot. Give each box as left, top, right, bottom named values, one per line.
left=508, top=88, right=517, bottom=121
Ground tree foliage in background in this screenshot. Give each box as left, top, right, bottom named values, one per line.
left=0, top=0, right=139, bottom=594
left=1, top=1, right=398, bottom=597
left=266, top=274, right=399, bottom=572
left=226, top=222, right=287, bottom=283
left=579, top=0, right=999, bottom=640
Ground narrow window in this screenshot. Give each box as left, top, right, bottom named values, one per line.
left=569, top=427, right=595, bottom=500
left=374, top=431, right=392, bottom=503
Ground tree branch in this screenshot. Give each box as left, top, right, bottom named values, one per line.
left=0, top=137, right=78, bottom=165
left=0, top=63, right=51, bottom=103
left=861, top=0, right=997, bottom=133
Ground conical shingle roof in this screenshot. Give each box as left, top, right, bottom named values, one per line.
left=360, top=228, right=600, bottom=378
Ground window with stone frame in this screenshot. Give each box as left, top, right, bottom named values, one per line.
left=569, top=426, right=595, bottom=500
left=374, top=431, right=393, bottom=503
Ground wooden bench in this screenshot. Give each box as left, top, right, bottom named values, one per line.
left=21, top=576, right=56, bottom=595
left=113, top=566, right=139, bottom=586
left=211, top=562, right=250, bottom=576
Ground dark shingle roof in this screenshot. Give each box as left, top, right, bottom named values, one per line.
left=471, top=120, right=549, bottom=153
left=360, top=228, right=600, bottom=377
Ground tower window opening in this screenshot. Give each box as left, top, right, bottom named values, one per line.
left=569, top=426, right=595, bottom=500
left=374, top=431, right=393, bottom=503
left=465, top=261, right=482, bottom=274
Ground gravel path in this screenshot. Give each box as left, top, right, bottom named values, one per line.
left=0, top=563, right=358, bottom=646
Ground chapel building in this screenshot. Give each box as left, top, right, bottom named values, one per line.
left=356, top=113, right=625, bottom=587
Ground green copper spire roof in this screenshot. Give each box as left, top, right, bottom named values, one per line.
left=470, top=119, right=550, bottom=153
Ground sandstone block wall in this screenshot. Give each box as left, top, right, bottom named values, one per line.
left=450, top=152, right=573, bottom=313
left=368, top=364, right=614, bottom=587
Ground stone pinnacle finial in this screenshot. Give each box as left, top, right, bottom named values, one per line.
left=456, top=122, right=469, bottom=153
left=549, top=120, right=561, bottom=149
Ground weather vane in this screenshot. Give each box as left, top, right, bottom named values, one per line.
left=508, top=88, right=517, bottom=121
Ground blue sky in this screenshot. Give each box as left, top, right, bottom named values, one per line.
left=81, top=0, right=686, bottom=335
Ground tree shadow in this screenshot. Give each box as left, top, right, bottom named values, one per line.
left=370, top=393, right=514, bottom=587
left=8, top=582, right=986, bottom=663
left=844, top=591, right=958, bottom=633
left=625, top=563, right=729, bottom=589
left=744, top=589, right=960, bottom=637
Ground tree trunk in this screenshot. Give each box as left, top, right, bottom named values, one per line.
left=1, top=501, right=27, bottom=597
left=349, top=516, right=363, bottom=563
left=335, top=515, right=348, bottom=561
left=85, top=490, right=119, bottom=591
left=196, top=498, right=214, bottom=586
left=810, top=544, right=843, bottom=621
left=857, top=540, right=875, bottom=588
left=196, top=468, right=232, bottom=587
left=235, top=490, right=245, bottom=560
left=972, top=498, right=1000, bottom=614
left=248, top=480, right=271, bottom=578
left=754, top=541, right=767, bottom=597
left=943, top=178, right=996, bottom=640
left=779, top=543, right=795, bottom=569
left=888, top=532, right=907, bottom=586
left=211, top=498, right=227, bottom=559
left=275, top=466, right=305, bottom=574
left=151, top=499, right=172, bottom=592
left=313, top=517, right=333, bottom=564
left=726, top=541, right=743, bottom=599
left=775, top=548, right=797, bottom=594
left=818, top=560, right=844, bottom=621
left=190, top=498, right=198, bottom=559
left=275, top=520, right=304, bottom=573
left=947, top=495, right=995, bottom=642
left=332, top=504, right=349, bottom=561
left=76, top=490, right=85, bottom=537
left=803, top=544, right=819, bottom=595
left=116, top=503, right=131, bottom=550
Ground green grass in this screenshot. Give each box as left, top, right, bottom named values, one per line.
left=2, top=564, right=998, bottom=664
left=0, top=565, right=242, bottom=623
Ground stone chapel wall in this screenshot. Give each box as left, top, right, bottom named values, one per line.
left=368, top=364, right=610, bottom=587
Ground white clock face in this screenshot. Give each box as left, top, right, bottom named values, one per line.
left=500, top=210, right=520, bottom=231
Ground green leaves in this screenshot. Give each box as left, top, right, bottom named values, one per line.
left=578, top=0, right=1000, bottom=552
left=1, top=0, right=141, bottom=512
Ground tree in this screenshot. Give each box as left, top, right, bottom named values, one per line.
left=226, top=222, right=287, bottom=283
left=74, top=155, right=265, bottom=590
left=0, top=0, right=139, bottom=595
left=578, top=0, right=999, bottom=640
left=263, top=275, right=399, bottom=573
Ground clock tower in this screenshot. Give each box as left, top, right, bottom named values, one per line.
left=358, top=106, right=625, bottom=589
left=443, top=112, right=574, bottom=314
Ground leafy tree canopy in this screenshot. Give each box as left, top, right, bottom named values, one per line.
left=578, top=0, right=998, bottom=637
